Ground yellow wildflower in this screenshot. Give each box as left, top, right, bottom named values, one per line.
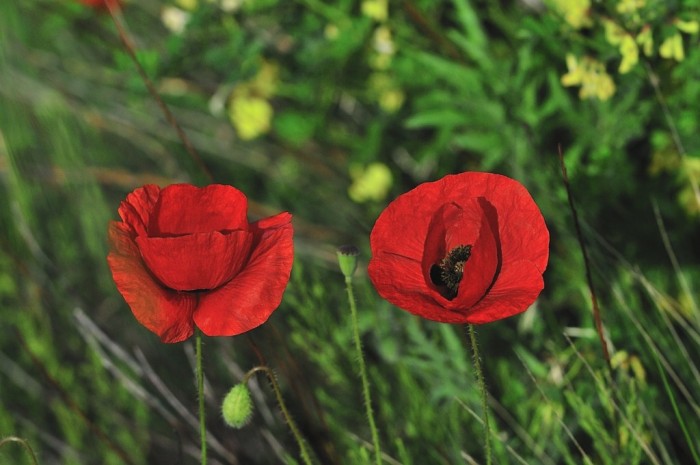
left=636, top=26, right=653, bottom=57
left=348, top=163, right=393, bottom=203
left=228, top=95, right=273, bottom=140
left=616, top=0, right=644, bottom=15
left=675, top=19, right=699, bottom=34
left=227, top=61, right=279, bottom=140
left=659, top=33, right=684, bottom=61
left=176, top=0, right=198, bottom=11
left=361, top=0, right=388, bottom=22
left=561, top=54, right=616, bottom=101
left=161, top=7, right=190, bottom=34
left=369, top=26, right=396, bottom=70
left=549, top=0, right=592, bottom=29
left=603, top=19, right=626, bottom=45
left=619, top=35, right=639, bottom=73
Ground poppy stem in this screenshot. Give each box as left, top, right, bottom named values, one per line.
left=195, top=329, right=207, bottom=465
left=467, top=324, right=492, bottom=465
left=0, top=437, right=40, bottom=465
left=242, top=366, right=315, bottom=465
left=345, top=275, right=383, bottom=465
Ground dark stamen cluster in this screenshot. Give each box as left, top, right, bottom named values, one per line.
left=431, top=244, right=472, bottom=300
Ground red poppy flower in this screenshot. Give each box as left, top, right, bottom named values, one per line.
left=368, top=172, right=549, bottom=324
left=107, top=184, right=294, bottom=343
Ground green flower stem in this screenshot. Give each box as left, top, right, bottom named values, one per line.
left=0, top=437, right=39, bottom=465
left=243, top=366, right=314, bottom=465
left=196, top=329, right=207, bottom=465
left=467, top=324, right=492, bottom=465
left=345, top=275, right=382, bottom=465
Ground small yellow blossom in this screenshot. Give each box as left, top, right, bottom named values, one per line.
left=369, top=73, right=404, bottom=112
left=561, top=54, right=616, bottom=101
left=659, top=33, right=685, bottom=61
left=616, top=0, right=644, bottom=15
left=228, top=95, right=273, bottom=140
left=603, top=19, right=626, bottom=45
left=227, top=61, right=279, bottom=140
left=379, top=89, right=405, bottom=113
left=348, top=163, right=393, bottom=203
left=611, top=350, right=646, bottom=383
left=619, top=35, right=639, bottom=73
left=636, top=26, right=653, bottom=57
left=675, top=19, right=699, bottom=34
left=369, top=26, right=396, bottom=70
left=161, top=6, right=190, bottom=34
left=361, top=0, right=388, bottom=22
left=549, top=0, right=592, bottom=29
left=324, top=24, right=340, bottom=40
left=176, top=0, right=198, bottom=11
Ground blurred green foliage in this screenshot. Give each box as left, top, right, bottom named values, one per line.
left=1, top=0, right=699, bottom=464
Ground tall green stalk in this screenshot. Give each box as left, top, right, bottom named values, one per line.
left=196, top=329, right=207, bottom=465
left=346, top=275, right=382, bottom=465
left=467, top=324, right=492, bottom=465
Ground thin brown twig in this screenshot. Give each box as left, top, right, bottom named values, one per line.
left=104, top=3, right=213, bottom=182
left=557, top=145, right=611, bottom=370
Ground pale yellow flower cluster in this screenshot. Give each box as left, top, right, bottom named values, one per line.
left=561, top=54, right=616, bottom=101
left=360, top=0, right=404, bottom=113
left=227, top=62, right=278, bottom=140
left=348, top=162, right=393, bottom=203
left=548, top=0, right=592, bottom=29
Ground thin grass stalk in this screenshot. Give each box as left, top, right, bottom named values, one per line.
left=557, top=145, right=611, bottom=370
left=650, top=346, right=700, bottom=464
left=104, top=2, right=213, bottom=181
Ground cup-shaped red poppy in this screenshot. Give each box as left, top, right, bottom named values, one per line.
left=107, top=184, right=294, bottom=343
left=368, top=172, right=549, bottom=324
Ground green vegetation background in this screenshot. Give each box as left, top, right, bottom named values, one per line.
left=1, top=1, right=699, bottom=464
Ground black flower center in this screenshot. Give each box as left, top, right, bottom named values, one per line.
left=430, top=244, right=472, bottom=300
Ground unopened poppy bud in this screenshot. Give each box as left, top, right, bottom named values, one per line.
left=221, top=384, right=253, bottom=428
left=337, top=245, right=360, bottom=278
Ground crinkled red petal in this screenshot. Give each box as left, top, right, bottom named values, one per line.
left=465, top=259, right=545, bottom=323
left=118, top=184, right=160, bottom=237
left=107, top=222, right=196, bottom=343
left=368, top=253, right=467, bottom=322
left=148, top=184, right=248, bottom=236
left=194, top=212, right=293, bottom=336
left=136, top=230, right=253, bottom=291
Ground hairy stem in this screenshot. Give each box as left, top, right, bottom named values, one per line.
left=243, top=366, right=314, bottom=465
left=468, top=324, right=492, bottom=465
left=345, top=276, right=382, bottom=464
left=196, top=329, right=207, bottom=465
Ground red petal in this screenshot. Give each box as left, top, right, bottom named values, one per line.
left=107, top=222, right=196, bottom=343
left=438, top=173, right=549, bottom=273
left=148, top=184, right=248, bottom=236
left=465, top=259, right=545, bottom=323
left=193, top=213, right=294, bottom=336
left=136, top=230, right=253, bottom=291
left=368, top=253, right=467, bottom=323
left=118, top=184, right=160, bottom=237
left=448, top=198, right=500, bottom=309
